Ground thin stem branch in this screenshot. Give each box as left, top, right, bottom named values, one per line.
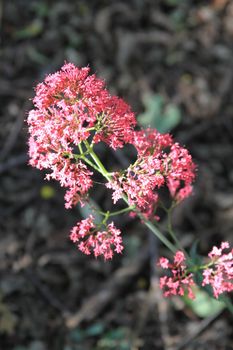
left=137, top=212, right=177, bottom=253
left=99, top=206, right=135, bottom=218
left=167, top=208, right=184, bottom=253
left=77, top=142, right=103, bottom=173
left=84, top=141, right=112, bottom=181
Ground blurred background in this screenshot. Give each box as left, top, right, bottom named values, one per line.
left=1, top=0, right=233, bottom=349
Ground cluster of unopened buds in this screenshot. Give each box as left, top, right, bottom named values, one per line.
left=27, top=63, right=233, bottom=301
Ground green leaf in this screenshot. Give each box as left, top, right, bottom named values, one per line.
left=97, top=327, right=131, bottom=350
left=138, top=94, right=163, bottom=128
left=138, top=94, right=181, bottom=133
left=14, top=19, right=43, bottom=39
left=184, top=286, right=225, bottom=318
left=85, top=322, right=105, bottom=336
left=103, top=327, right=127, bottom=340
left=162, top=104, right=182, bottom=133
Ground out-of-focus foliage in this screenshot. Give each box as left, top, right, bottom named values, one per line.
left=183, top=286, right=225, bottom=318
left=0, top=293, right=17, bottom=335
left=138, top=94, right=182, bottom=133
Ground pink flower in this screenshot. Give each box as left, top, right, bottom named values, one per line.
left=44, top=156, right=93, bottom=208
left=174, top=251, right=185, bottom=264
left=132, top=129, right=173, bottom=157
left=107, top=129, right=196, bottom=218
left=202, top=241, right=233, bottom=298
left=93, top=95, right=136, bottom=149
left=27, top=63, right=136, bottom=207
left=27, top=62, right=196, bottom=261
left=158, top=251, right=195, bottom=299
left=158, top=257, right=169, bottom=269
left=165, top=143, right=196, bottom=202
left=70, top=215, right=123, bottom=260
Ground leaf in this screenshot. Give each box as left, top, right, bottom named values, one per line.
left=85, top=322, right=105, bottom=336
left=69, top=323, right=105, bottom=344
left=162, top=104, right=182, bottom=133
left=138, top=94, right=163, bottom=128
left=14, top=19, right=43, bottom=39
left=183, top=286, right=225, bottom=318
left=138, top=94, right=181, bottom=133
left=97, top=327, right=131, bottom=350
left=103, top=327, right=128, bottom=340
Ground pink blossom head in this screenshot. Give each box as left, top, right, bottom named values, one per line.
left=165, top=143, right=196, bottom=202
left=107, top=128, right=196, bottom=218
left=158, top=251, right=195, bottom=299
left=70, top=215, right=123, bottom=260
left=202, top=241, right=233, bottom=298
left=27, top=63, right=137, bottom=207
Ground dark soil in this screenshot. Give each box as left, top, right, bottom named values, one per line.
left=1, top=1, right=233, bottom=349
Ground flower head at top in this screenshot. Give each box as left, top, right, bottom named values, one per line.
left=27, top=63, right=136, bottom=207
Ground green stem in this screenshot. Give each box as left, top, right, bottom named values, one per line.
left=79, top=155, right=101, bottom=173
left=137, top=212, right=177, bottom=253
left=77, top=142, right=103, bottom=173
left=78, top=143, right=84, bottom=155
left=82, top=141, right=177, bottom=254
left=99, top=206, right=135, bottom=218
left=167, top=209, right=185, bottom=253
left=84, top=141, right=112, bottom=181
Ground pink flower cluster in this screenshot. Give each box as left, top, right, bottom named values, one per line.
left=158, top=251, right=195, bottom=299
left=28, top=63, right=136, bottom=208
left=107, top=129, right=196, bottom=218
left=159, top=242, right=233, bottom=300
left=27, top=62, right=196, bottom=259
left=70, top=215, right=123, bottom=260
left=202, top=242, right=233, bottom=298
